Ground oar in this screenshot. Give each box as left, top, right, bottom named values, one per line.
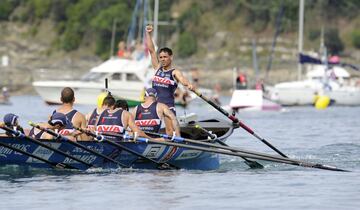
left=74, top=127, right=179, bottom=170
left=194, top=125, right=264, bottom=169
left=141, top=129, right=263, bottom=169
left=0, top=129, right=75, bottom=169
left=1, top=125, right=91, bottom=169
left=0, top=141, right=74, bottom=169
left=29, top=122, right=127, bottom=168
left=105, top=132, right=349, bottom=172
left=192, top=89, right=288, bottom=158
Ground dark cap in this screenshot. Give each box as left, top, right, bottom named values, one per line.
left=49, top=112, right=68, bottom=126
left=145, top=88, right=157, bottom=97
left=3, top=113, right=18, bottom=126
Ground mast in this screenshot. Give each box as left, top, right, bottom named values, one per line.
left=297, top=0, right=304, bottom=80
left=153, top=0, right=159, bottom=43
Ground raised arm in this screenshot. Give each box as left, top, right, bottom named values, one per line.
left=173, top=69, right=194, bottom=91
left=145, top=24, right=159, bottom=69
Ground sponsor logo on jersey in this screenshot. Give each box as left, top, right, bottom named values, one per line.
left=135, top=119, right=161, bottom=126
left=153, top=76, right=175, bottom=85
left=96, top=125, right=124, bottom=133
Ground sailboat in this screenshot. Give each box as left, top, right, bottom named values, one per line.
left=266, top=0, right=360, bottom=106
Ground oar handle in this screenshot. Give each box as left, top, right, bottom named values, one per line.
left=73, top=127, right=104, bottom=141
left=194, top=125, right=217, bottom=140
left=29, top=122, right=65, bottom=141
left=0, top=125, right=25, bottom=137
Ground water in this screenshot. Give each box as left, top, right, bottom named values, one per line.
left=0, top=95, right=359, bottom=210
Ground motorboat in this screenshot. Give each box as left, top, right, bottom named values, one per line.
left=33, top=57, right=153, bottom=107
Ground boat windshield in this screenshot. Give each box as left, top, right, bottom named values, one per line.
left=126, top=73, right=141, bottom=82
left=81, top=72, right=107, bottom=81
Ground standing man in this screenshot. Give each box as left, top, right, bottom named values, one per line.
left=132, top=88, right=180, bottom=137
left=145, top=24, right=195, bottom=115
left=53, top=87, right=87, bottom=140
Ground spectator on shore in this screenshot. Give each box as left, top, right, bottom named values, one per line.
left=117, top=41, right=131, bottom=59
left=236, top=71, right=247, bottom=90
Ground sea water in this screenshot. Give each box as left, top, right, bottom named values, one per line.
left=0, top=95, right=359, bottom=210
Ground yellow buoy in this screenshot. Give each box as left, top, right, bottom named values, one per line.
left=315, top=95, right=330, bottom=109
left=97, top=92, right=108, bottom=108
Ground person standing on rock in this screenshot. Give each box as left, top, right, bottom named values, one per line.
left=145, top=24, right=195, bottom=116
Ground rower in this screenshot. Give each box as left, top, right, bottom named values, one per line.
left=29, top=112, right=73, bottom=140
left=86, top=94, right=116, bottom=131
left=53, top=87, right=87, bottom=140
left=145, top=24, right=195, bottom=116
left=132, top=88, right=180, bottom=137
left=2, top=113, right=25, bottom=137
left=95, top=98, right=150, bottom=140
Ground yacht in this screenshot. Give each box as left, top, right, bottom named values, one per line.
left=267, top=64, right=360, bottom=106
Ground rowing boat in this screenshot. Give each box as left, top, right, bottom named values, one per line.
left=0, top=118, right=234, bottom=170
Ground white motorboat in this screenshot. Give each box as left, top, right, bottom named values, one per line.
left=33, top=56, right=213, bottom=107
left=267, top=64, right=360, bottom=106
left=32, top=57, right=154, bottom=106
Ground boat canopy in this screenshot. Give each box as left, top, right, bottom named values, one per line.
left=306, top=65, right=350, bottom=79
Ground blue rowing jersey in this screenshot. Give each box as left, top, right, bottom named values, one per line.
left=134, top=102, right=162, bottom=133
left=53, top=109, right=76, bottom=136
left=96, top=108, right=125, bottom=134
left=152, top=67, right=178, bottom=109
left=29, top=128, right=46, bottom=139
left=87, top=108, right=100, bottom=130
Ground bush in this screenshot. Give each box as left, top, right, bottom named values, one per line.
left=325, top=28, right=344, bottom=55
left=308, top=29, right=320, bottom=41
left=352, top=29, right=360, bottom=49
left=177, top=31, right=197, bottom=58
left=61, top=30, right=82, bottom=51
left=0, top=0, right=20, bottom=20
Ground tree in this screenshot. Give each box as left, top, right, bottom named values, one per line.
left=325, top=28, right=344, bottom=55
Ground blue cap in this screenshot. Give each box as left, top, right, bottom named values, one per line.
left=3, top=113, right=18, bottom=126
left=49, top=112, right=68, bottom=126
left=145, top=88, right=157, bottom=97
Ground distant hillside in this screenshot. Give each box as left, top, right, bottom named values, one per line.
left=0, top=0, right=360, bottom=90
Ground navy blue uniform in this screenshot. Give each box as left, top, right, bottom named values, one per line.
left=134, top=102, right=161, bottom=133
left=152, top=67, right=177, bottom=114
left=87, top=108, right=100, bottom=130
left=96, top=108, right=125, bottom=134
left=29, top=128, right=46, bottom=139
left=52, top=109, right=76, bottom=135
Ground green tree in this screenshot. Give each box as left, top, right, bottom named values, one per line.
left=177, top=31, right=197, bottom=58
left=352, top=29, right=360, bottom=49
left=0, top=0, right=20, bottom=20
left=325, top=28, right=344, bottom=55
